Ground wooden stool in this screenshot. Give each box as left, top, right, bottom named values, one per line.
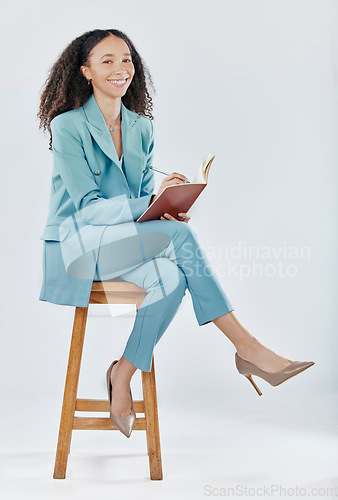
left=53, top=280, right=163, bottom=480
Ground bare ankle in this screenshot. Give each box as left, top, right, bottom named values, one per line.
left=111, top=366, right=131, bottom=387
left=236, top=336, right=262, bottom=354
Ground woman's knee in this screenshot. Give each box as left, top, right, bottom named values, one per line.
left=143, top=257, right=187, bottom=296
left=170, top=220, right=195, bottom=234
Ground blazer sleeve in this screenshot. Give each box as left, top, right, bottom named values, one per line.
left=50, top=115, right=154, bottom=225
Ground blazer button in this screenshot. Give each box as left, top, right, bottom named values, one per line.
left=94, top=170, right=101, bottom=175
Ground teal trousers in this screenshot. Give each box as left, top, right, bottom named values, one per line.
left=93, top=220, right=234, bottom=372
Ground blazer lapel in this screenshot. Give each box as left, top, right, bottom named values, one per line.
left=81, top=94, right=143, bottom=196
left=121, top=108, right=144, bottom=197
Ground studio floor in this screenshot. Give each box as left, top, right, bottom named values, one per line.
left=1, top=390, right=337, bottom=500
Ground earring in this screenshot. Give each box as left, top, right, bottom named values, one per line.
left=87, top=79, right=92, bottom=85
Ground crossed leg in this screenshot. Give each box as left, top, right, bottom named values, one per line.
left=94, top=219, right=292, bottom=416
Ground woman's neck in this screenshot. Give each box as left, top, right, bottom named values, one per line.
left=93, top=91, right=121, bottom=125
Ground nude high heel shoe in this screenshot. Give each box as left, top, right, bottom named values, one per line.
left=106, top=360, right=136, bottom=438
left=235, top=352, right=315, bottom=396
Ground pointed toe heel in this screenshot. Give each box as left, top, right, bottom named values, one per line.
left=106, top=360, right=136, bottom=438
left=235, top=352, right=314, bottom=395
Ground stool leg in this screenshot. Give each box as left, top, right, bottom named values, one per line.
left=53, top=306, right=89, bottom=479
left=141, top=354, right=163, bottom=480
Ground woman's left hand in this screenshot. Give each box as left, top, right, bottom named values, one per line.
left=160, top=212, right=191, bottom=223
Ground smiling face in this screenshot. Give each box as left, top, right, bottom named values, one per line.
left=80, top=34, right=135, bottom=100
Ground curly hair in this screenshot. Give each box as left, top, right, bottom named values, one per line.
left=37, top=29, right=156, bottom=151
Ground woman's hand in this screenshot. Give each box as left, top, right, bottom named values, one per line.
left=151, top=171, right=189, bottom=204
left=160, top=212, right=191, bottom=223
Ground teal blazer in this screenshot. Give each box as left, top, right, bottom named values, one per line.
left=39, top=93, right=155, bottom=307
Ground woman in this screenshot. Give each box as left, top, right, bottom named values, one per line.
left=37, top=29, right=314, bottom=438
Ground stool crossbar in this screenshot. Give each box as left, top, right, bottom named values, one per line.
left=53, top=280, right=163, bottom=480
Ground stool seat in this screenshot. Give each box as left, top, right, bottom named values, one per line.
left=53, top=280, right=163, bottom=480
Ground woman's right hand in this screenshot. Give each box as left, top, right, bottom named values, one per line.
left=151, top=172, right=189, bottom=204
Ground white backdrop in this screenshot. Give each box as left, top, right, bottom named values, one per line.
left=0, top=0, right=337, bottom=495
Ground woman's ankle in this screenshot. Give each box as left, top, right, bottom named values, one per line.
left=111, top=365, right=132, bottom=387
left=236, top=337, right=266, bottom=357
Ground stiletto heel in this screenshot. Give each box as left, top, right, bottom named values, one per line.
left=245, top=374, right=262, bottom=396
left=235, top=352, right=314, bottom=395
left=106, top=359, right=136, bottom=438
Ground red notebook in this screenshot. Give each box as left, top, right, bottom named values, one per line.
left=137, top=153, right=215, bottom=223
